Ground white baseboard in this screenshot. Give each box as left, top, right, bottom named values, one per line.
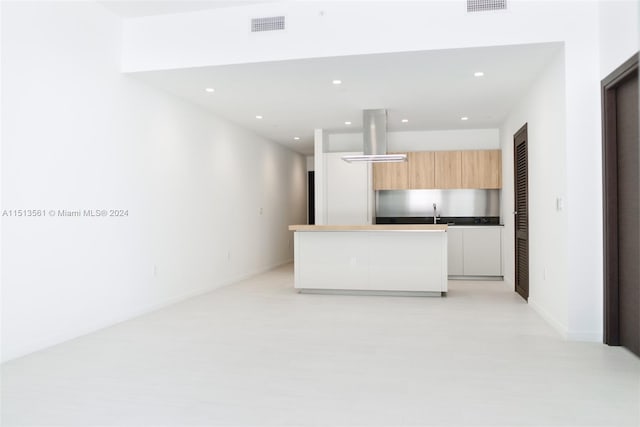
left=528, top=298, right=568, bottom=338
left=565, top=331, right=602, bottom=342
left=1, top=259, right=294, bottom=364
left=503, top=277, right=513, bottom=289
left=219, top=258, right=292, bottom=289
left=528, top=298, right=602, bottom=342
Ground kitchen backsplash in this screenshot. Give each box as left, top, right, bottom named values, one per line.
left=376, top=189, right=501, bottom=218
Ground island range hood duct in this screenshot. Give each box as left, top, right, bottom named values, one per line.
left=341, top=109, right=408, bottom=163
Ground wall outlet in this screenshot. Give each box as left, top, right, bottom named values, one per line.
left=152, top=264, right=158, bottom=277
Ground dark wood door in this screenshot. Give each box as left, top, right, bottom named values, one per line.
left=514, top=124, right=529, bottom=301
left=603, top=54, right=639, bottom=357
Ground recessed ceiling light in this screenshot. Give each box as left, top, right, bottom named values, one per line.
left=461, top=116, right=469, bottom=121
left=255, top=115, right=263, bottom=119
left=345, top=121, right=352, bottom=125
left=205, top=87, right=215, bottom=92
left=293, top=136, right=300, bottom=141
left=401, top=119, right=409, bottom=123
left=332, top=79, right=342, bottom=85
left=474, top=72, right=484, bottom=77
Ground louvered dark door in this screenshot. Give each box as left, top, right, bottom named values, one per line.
left=514, top=124, right=529, bottom=301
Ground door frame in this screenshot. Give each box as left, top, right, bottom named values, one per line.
left=602, top=53, right=639, bottom=345
left=514, top=123, right=529, bottom=301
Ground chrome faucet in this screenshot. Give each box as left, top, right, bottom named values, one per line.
left=433, top=203, right=438, bottom=224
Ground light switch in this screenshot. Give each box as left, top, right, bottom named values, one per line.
left=556, top=197, right=564, bottom=211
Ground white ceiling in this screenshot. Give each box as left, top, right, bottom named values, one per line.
left=99, top=0, right=273, bottom=18
left=132, top=43, right=563, bottom=155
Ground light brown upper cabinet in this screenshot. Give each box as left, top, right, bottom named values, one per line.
left=434, top=151, right=462, bottom=188
left=408, top=151, right=435, bottom=189
left=461, top=150, right=502, bottom=189
left=373, top=149, right=502, bottom=190
left=372, top=154, right=409, bottom=190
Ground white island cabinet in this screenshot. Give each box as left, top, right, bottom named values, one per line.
left=289, top=225, right=448, bottom=296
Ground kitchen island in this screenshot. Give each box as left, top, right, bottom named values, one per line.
left=288, top=224, right=448, bottom=296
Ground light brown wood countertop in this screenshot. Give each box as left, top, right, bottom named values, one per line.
left=288, top=224, right=448, bottom=232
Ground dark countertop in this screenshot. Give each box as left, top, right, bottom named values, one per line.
left=376, top=216, right=502, bottom=226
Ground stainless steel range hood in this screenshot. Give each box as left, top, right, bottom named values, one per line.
left=341, top=109, right=408, bottom=163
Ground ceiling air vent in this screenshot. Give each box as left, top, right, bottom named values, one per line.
left=467, top=0, right=507, bottom=12
left=251, top=16, right=285, bottom=32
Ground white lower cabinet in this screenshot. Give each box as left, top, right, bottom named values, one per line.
left=448, top=226, right=502, bottom=277
left=463, top=228, right=502, bottom=276
left=447, top=228, right=464, bottom=275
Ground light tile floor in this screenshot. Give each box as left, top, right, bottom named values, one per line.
left=2, top=264, right=639, bottom=426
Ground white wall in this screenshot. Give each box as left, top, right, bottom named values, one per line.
left=119, top=1, right=595, bottom=73
left=598, top=0, right=639, bottom=77
left=324, top=153, right=371, bottom=225
left=327, top=129, right=499, bottom=152
left=0, top=1, right=306, bottom=362
left=500, top=50, right=569, bottom=335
